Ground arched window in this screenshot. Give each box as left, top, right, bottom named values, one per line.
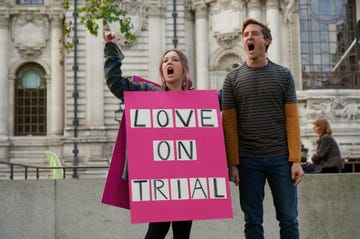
left=15, top=63, right=47, bottom=136
left=299, top=0, right=359, bottom=89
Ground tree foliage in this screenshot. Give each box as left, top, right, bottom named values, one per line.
left=62, top=0, right=136, bottom=52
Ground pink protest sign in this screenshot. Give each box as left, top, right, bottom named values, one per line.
left=124, top=90, right=233, bottom=224
left=101, top=114, right=130, bottom=209
left=102, top=76, right=160, bottom=209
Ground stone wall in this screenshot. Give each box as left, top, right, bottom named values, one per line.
left=0, top=174, right=359, bottom=239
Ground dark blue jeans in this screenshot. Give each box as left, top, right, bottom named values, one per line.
left=238, top=154, right=299, bottom=239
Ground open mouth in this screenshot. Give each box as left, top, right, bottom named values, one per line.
left=248, top=43, right=255, bottom=51
left=167, top=67, right=174, bottom=76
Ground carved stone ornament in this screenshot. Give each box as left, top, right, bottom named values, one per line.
left=214, top=28, right=241, bottom=49
left=300, top=97, right=360, bottom=124
left=282, top=0, right=297, bottom=23
left=210, top=0, right=242, bottom=14
left=12, top=11, right=49, bottom=59
left=108, top=0, right=146, bottom=48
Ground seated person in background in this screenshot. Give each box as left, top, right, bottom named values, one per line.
left=309, top=117, right=344, bottom=173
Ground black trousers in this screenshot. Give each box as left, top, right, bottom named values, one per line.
left=144, top=221, right=192, bottom=239
left=321, top=167, right=340, bottom=173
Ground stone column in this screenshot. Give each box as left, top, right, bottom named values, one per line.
left=282, top=0, right=302, bottom=88
left=184, top=1, right=196, bottom=81
left=85, top=25, right=104, bottom=127
left=0, top=13, right=9, bottom=139
left=147, top=2, right=166, bottom=84
left=193, top=2, right=210, bottom=90
left=266, top=0, right=281, bottom=64
left=50, top=15, right=65, bottom=135
left=247, top=0, right=261, bottom=20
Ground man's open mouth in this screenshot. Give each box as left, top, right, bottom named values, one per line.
left=248, top=43, right=255, bottom=51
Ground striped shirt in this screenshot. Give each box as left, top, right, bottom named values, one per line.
left=222, top=60, right=297, bottom=157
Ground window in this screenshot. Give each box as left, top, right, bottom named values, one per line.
left=16, top=0, right=43, bottom=5
left=299, top=0, right=359, bottom=89
left=15, top=64, right=47, bottom=136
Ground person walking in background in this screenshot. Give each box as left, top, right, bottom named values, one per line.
left=221, top=18, right=304, bottom=239
left=103, top=32, right=193, bottom=239
left=310, top=117, right=344, bottom=173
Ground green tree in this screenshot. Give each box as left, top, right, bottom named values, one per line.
left=62, top=0, right=136, bottom=52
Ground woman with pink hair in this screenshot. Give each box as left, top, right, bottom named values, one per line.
left=103, top=31, right=193, bottom=239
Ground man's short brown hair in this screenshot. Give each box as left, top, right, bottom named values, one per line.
left=242, top=18, right=272, bottom=51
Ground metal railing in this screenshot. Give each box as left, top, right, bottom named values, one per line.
left=0, top=161, right=109, bottom=180
left=343, top=157, right=360, bottom=173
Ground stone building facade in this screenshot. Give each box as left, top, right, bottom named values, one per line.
left=0, top=0, right=359, bottom=177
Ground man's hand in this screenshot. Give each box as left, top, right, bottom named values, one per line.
left=229, top=165, right=240, bottom=186
left=291, top=162, right=304, bottom=186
